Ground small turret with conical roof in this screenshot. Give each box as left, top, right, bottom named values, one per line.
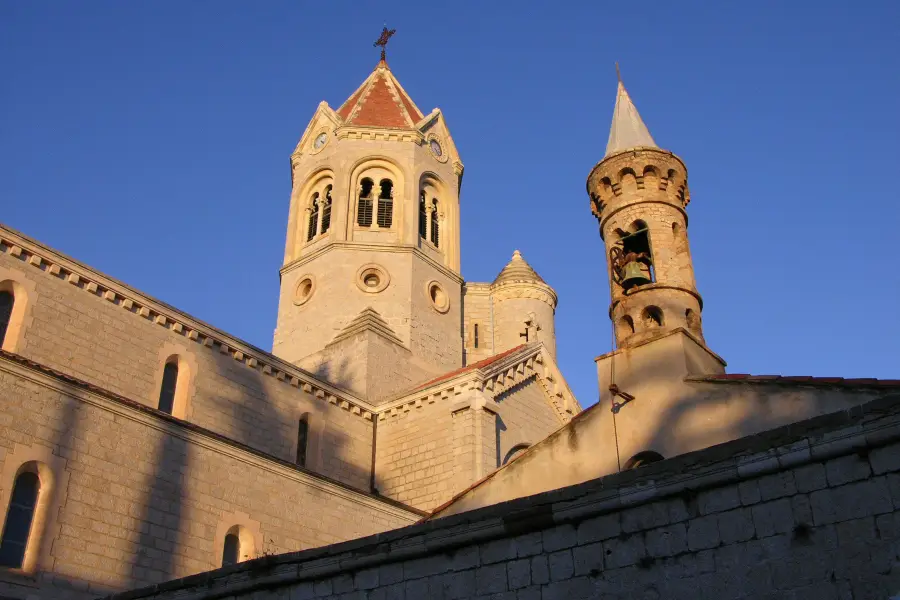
left=490, top=250, right=558, bottom=359
left=587, top=70, right=704, bottom=349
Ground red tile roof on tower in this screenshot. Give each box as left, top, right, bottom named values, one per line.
left=336, top=60, right=425, bottom=129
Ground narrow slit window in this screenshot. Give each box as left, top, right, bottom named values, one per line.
left=357, top=179, right=374, bottom=227
left=158, top=362, right=178, bottom=415
left=321, top=186, right=332, bottom=234
left=0, top=471, right=40, bottom=569
left=222, top=533, right=240, bottom=566
left=474, top=323, right=479, bottom=349
left=306, top=193, right=320, bottom=241
left=430, top=200, right=440, bottom=247
left=296, top=414, right=310, bottom=467
left=376, top=179, right=393, bottom=228
left=418, top=192, right=427, bottom=239
left=0, top=290, right=13, bottom=348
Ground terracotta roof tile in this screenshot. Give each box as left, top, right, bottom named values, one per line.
left=691, top=373, right=900, bottom=388
left=336, top=60, right=424, bottom=129
left=409, top=345, right=528, bottom=393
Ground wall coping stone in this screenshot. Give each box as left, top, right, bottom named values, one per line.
left=102, top=390, right=900, bottom=600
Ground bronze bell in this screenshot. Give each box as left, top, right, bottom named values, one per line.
left=621, top=261, right=651, bottom=288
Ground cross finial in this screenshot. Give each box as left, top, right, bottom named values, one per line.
left=615, top=62, right=622, bottom=83
left=374, top=26, right=397, bottom=62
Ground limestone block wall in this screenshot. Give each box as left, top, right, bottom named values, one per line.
left=106, top=393, right=900, bottom=600
left=0, top=230, right=375, bottom=490
left=374, top=394, right=479, bottom=511
left=494, top=374, right=563, bottom=466
left=492, top=292, right=557, bottom=360
left=461, top=283, right=494, bottom=365
left=0, top=356, right=420, bottom=600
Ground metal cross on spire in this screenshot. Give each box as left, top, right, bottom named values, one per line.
left=374, top=26, right=396, bottom=62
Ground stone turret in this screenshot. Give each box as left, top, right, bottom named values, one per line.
left=491, top=250, right=558, bottom=359
left=586, top=77, right=704, bottom=349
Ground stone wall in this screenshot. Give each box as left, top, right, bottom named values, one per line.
left=0, top=354, right=420, bottom=600
left=461, top=283, right=494, bottom=365
left=494, top=375, right=562, bottom=466
left=105, top=393, right=900, bottom=600
left=0, top=227, right=375, bottom=490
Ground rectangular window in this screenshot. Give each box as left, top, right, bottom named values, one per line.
left=296, top=416, right=309, bottom=467
left=474, top=323, right=479, bottom=349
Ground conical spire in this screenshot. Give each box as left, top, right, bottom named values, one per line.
left=605, top=74, right=658, bottom=157
left=493, top=250, right=546, bottom=285
left=336, top=60, right=424, bottom=129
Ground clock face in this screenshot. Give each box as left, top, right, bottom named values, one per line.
left=429, top=139, right=442, bottom=157
left=314, top=133, right=327, bottom=149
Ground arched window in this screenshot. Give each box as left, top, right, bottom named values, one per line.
left=158, top=361, right=178, bottom=415
left=376, top=179, right=393, bottom=228
left=321, top=186, right=333, bottom=234
left=0, top=291, right=13, bottom=348
left=623, top=451, right=664, bottom=469
left=357, top=179, right=374, bottom=227
left=418, top=192, right=427, bottom=239
left=503, top=444, right=530, bottom=465
left=0, top=471, right=40, bottom=568
left=306, top=193, right=320, bottom=241
left=430, top=199, right=440, bottom=247
left=296, top=414, right=310, bottom=467
left=222, top=532, right=240, bottom=567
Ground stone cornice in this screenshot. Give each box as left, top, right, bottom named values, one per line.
left=0, top=223, right=379, bottom=419
left=0, top=352, right=424, bottom=521
left=334, top=125, right=424, bottom=143
left=377, top=344, right=581, bottom=424
left=490, top=280, right=558, bottom=309
left=280, top=240, right=464, bottom=286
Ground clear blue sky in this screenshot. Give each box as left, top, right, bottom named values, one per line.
left=2, top=1, right=898, bottom=407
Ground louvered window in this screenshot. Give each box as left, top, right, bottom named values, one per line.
left=307, top=193, right=320, bottom=241
left=430, top=201, right=440, bottom=248
left=0, top=291, right=13, bottom=348
left=419, top=192, right=427, bottom=239
left=0, top=471, right=39, bottom=569
left=321, top=186, right=332, bottom=234
left=357, top=179, right=374, bottom=227
left=377, top=179, right=393, bottom=228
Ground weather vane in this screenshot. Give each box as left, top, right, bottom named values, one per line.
left=374, top=26, right=396, bottom=62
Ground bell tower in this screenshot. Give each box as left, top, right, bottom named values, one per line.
left=587, top=75, right=705, bottom=349
left=273, top=38, right=465, bottom=402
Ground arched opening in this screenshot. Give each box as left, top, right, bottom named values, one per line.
left=222, top=532, right=240, bottom=567
left=617, top=315, right=635, bottom=339
left=623, top=451, right=664, bottom=470
left=642, top=306, right=663, bottom=329
left=376, top=179, right=393, bottom=228
left=0, top=471, right=40, bottom=568
left=0, top=290, right=13, bottom=349
left=419, top=192, right=427, bottom=239
left=321, top=186, right=332, bottom=234
left=610, top=220, right=654, bottom=289
left=296, top=414, right=310, bottom=467
left=430, top=199, right=440, bottom=247
left=685, top=308, right=700, bottom=331
left=672, top=222, right=680, bottom=238
left=306, top=193, right=320, bottom=241
left=503, top=444, right=531, bottom=465
left=357, top=178, right=374, bottom=227
left=158, top=361, right=179, bottom=415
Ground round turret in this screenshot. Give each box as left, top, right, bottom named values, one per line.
left=491, top=250, right=558, bottom=359
left=586, top=80, right=705, bottom=349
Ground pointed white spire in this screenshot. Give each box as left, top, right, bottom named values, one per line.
left=605, top=70, right=658, bottom=157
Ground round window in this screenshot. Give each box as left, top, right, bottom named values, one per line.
left=293, top=275, right=316, bottom=306
left=356, top=264, right=390, bottom=294
left=426, top=281, right=450, bottom=313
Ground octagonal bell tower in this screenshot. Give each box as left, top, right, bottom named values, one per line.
left=274, top=50, right=465, bottom=402
left=587, top=76, right=704, bottom=349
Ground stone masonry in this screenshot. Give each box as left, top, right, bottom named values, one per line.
left=105, top=393, right=900, bottom=600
